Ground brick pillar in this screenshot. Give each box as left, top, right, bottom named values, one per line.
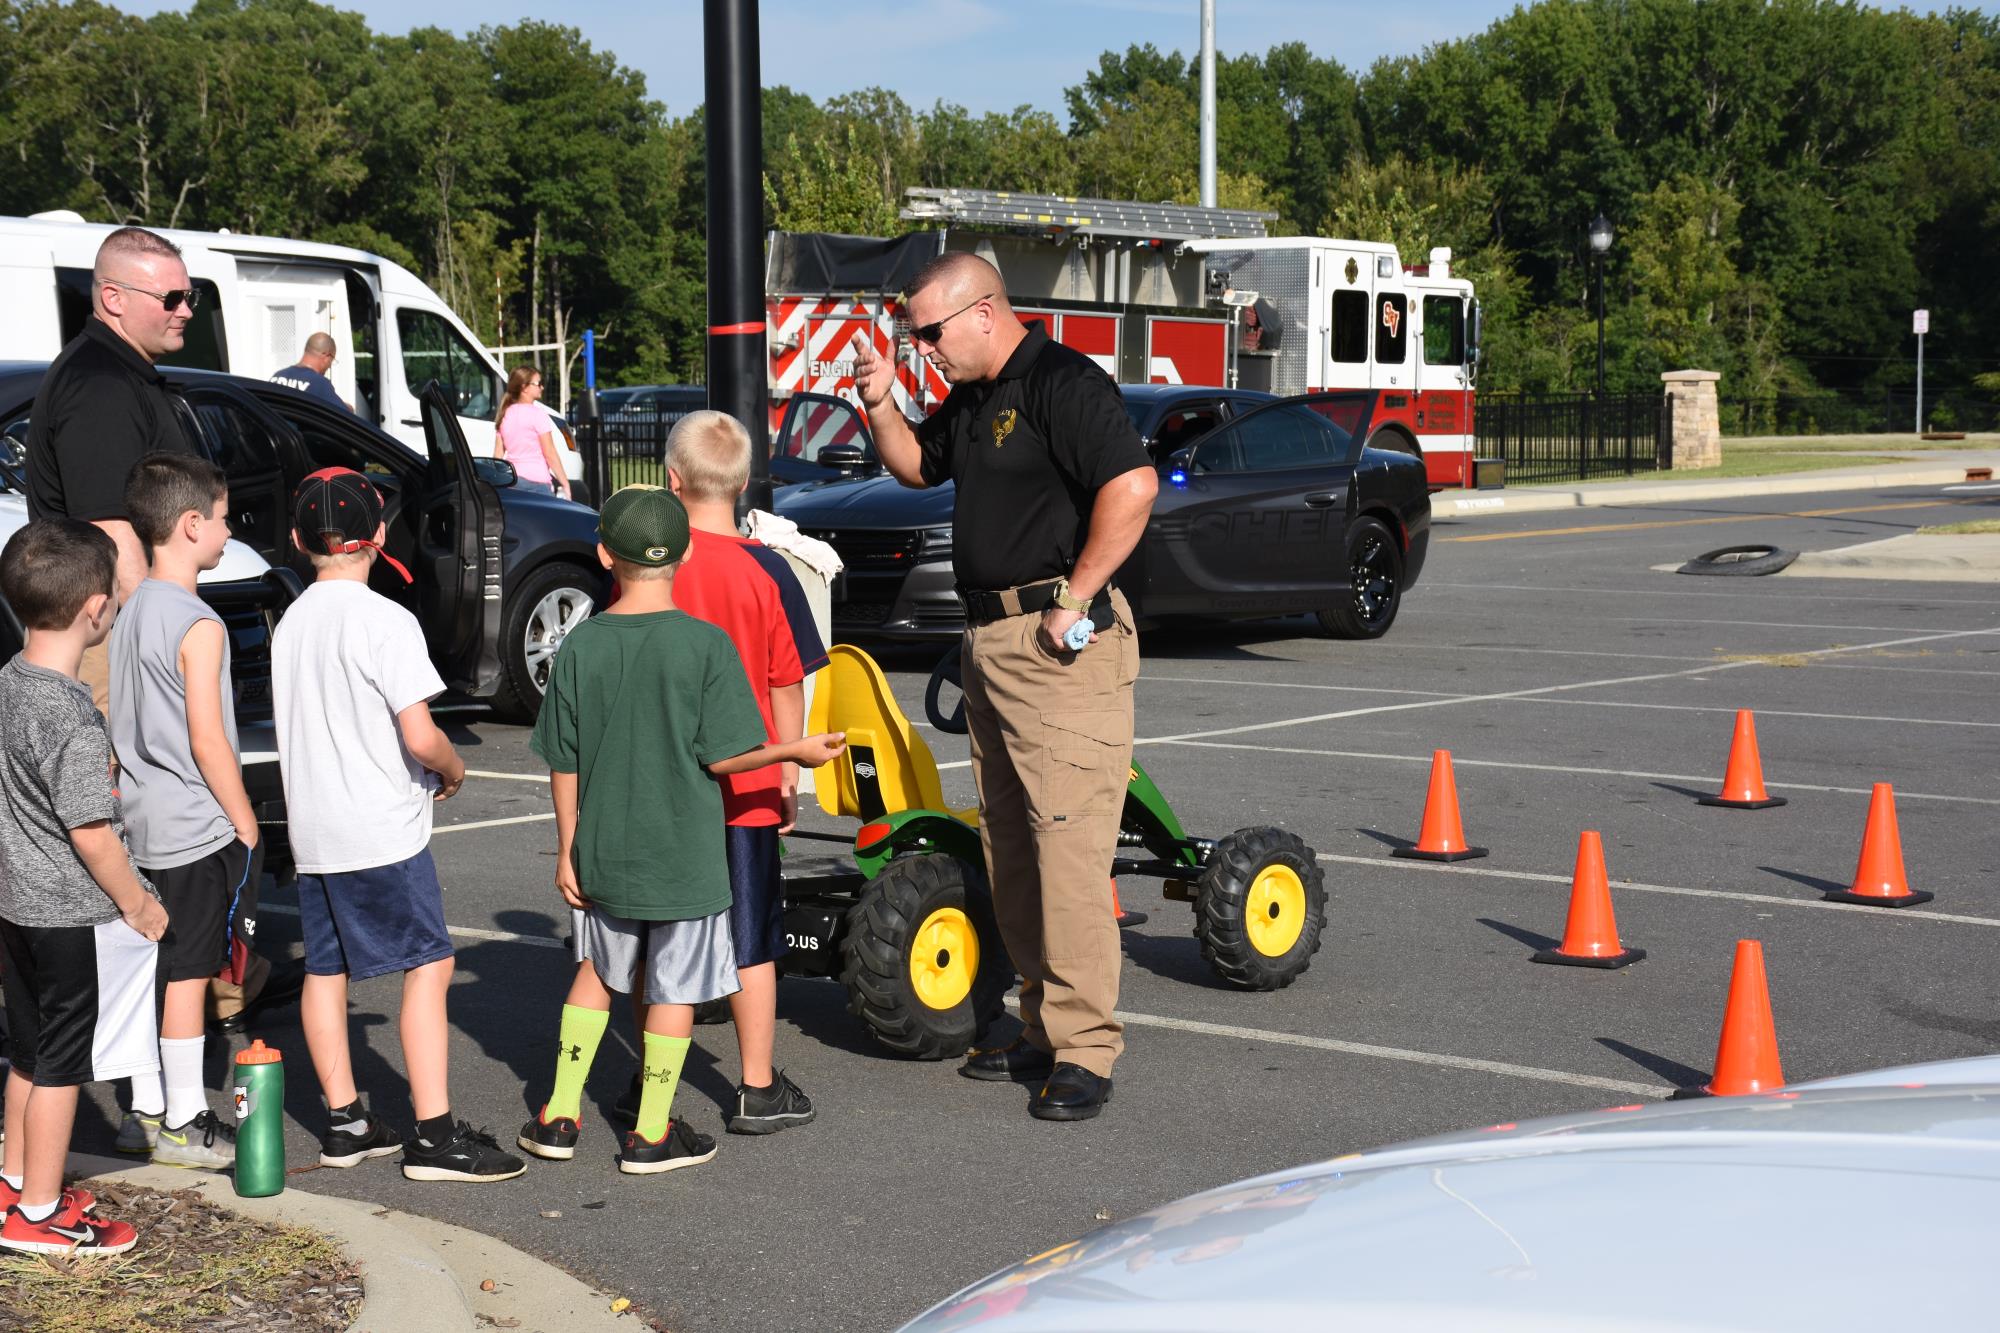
left=1659, top=369, right=1722, bottom=469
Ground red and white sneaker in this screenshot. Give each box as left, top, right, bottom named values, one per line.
left=0, top=1189, right=136, bottom=1256
left=0, top=1177, right=93, bottom=1215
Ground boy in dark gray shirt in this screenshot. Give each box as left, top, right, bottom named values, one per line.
left=108, top=455, right=258, bottom=1170
left=0, top=519, right=166, bottom=1257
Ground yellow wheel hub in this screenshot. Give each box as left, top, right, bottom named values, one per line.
left=1246, top=865, right=1307, bottom=958
left=909, top=907, right=979, bottom=1010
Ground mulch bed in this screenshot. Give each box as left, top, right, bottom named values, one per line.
left=0, top=1181, right=362, bottom=1333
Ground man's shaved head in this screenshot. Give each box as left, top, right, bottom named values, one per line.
left=92, top=226, right=183, bottom=282
left=906, top=252, right=1008, bottom=309
left=304, top=331, right=337, bottom=357
left=91, top=226, right=191, bottom=363
left=903, top=252, right=1021, bottom=385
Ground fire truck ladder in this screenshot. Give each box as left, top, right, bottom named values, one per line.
left=901, top=187, right=1273, bottom=241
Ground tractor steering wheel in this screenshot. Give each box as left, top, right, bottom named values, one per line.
left=924, top=642, right=968, bottom=735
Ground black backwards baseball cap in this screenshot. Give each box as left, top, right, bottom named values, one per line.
left=598, top=484, right=691, bottom=567
left=292, top=467, right=412, bottom=583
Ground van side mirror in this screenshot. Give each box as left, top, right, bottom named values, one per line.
left=1468, top=301, right=1483, bottom=364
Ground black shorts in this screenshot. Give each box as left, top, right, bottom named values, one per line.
left=725, top=825, right=783, bottom=969
left=145, top=839, right=260, bottom=984
left=0, top=916, right=161, bottom=1087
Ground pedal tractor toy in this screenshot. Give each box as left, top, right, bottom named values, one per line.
left=778, top=645, right=1328, bottom=1060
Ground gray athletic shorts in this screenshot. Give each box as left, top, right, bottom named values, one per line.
left=571, top=906, right=741, bottom=1006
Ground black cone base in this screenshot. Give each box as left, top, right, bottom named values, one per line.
left=1698, top=794, right=1788, bottom=809
left=1392, top=845, right=1489, bottom=863
left=1115, top=909, right=1150, bottom=929
left=1531, top=945, right=1646, bottom=970
left=1667, top=1085, right=1716, bottom=1101
left=1822, top=888, right=1934, bottom=909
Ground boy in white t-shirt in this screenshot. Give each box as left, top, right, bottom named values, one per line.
left=272, top=468, right=522, bottom=1184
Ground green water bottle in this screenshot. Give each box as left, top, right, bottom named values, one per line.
left=233, top=1039, right=286, bottom=1198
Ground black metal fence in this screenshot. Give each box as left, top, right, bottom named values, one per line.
left=1475, top=393, right=1666, bottom=486
left=1718, top=389, right=2000, bottom=437
left=572, top=405, right=700, bottom=502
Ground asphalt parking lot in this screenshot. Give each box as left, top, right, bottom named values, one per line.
left=71, top=478, right=2000, bottom=1332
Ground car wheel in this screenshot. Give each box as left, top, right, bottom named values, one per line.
left=1316, top=516, right=1403, bottom=639
left=840, top=854, right=1012, bottom=1060
left=1193, top=827, right=1327, bottom=991
left=492, top=562, right=599, bottom=723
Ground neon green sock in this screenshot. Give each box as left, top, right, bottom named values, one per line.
left=545, top=1004, right=610, bottom=1122
left=636, top=1032, right=691, bottom=1142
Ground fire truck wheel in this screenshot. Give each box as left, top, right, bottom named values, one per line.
left=840, top=855, right=1012, bottom=1060
left=1317, top=516, right=1403, bottom=639
left=1193, top=828, right=1327, bottom=990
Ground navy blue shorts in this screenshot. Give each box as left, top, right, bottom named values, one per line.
left=296, top=848, right=454, bottom=982
left=725, top=825, right=783, bottom=969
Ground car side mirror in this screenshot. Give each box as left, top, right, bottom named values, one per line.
left=817, top=442, right=868, bottom=471
left=1165, top=448, right=1195, bottom=486
left=474, top=457, right=518, bottom=487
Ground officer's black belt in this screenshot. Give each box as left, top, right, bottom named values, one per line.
left=959, top=581, right=1115, bottom=631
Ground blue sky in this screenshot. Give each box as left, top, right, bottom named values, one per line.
left=119, top=0, right=1502, bottom=120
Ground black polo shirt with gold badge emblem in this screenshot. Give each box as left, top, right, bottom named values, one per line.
left=26, top=315, right=195, bottom=523
left=914, top=324, right=1151, bottom=592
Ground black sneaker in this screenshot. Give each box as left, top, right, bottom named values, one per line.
left=516, top=1106, right=581, bottom=1161
left=320, top=1115, right=403, bottom=1168
left=617, top=1118, right=717, bottom=1175
left=612, top=1072, right=641, bottom=1124
left=728, top=1071, right=815, bottom=1135
left=401, top=1121, right=527, bottom=1183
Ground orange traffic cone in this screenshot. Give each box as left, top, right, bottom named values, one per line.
left=1531, top=831, right=1645, bottom=969
left=1679, top=939, right=1785, bottom=1097
left=1697, top=710, right=1787, bottom=809
left=1111, top=877, right=1148, bottom=929
left=1824, top=783, right=1933, bottom=908
left=1391, top=750, right=1488, bottom=862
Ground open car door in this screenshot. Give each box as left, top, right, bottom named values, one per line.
left=416, top=380, right=505, bottom=695
left=771, top=392, right=879, bottom=485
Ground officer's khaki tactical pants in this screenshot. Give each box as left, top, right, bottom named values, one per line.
left=962, top=588, right=1138, bottom=1078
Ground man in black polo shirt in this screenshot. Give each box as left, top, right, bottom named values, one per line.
left=25, top=225, right=198, bottom=710
left=853, top=252, right=1158, bottom=1121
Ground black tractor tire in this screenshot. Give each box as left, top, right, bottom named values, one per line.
left=1194, top=827, right=1327, bottom=991
left=1316, top=516, right=1403, bottom=640
left=1677, top=544, right=1798, bottom=577
left=840, top=854, right=1012, bottom=1060
left=491, top=562, right=600, bottom=723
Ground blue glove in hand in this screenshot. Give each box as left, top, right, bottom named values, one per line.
left=1062, top=618, right=1094, bottom=652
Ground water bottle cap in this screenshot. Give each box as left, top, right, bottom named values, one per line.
left=235, top=1039, right=283, bottom=1065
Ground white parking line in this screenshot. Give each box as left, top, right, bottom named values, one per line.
left=432, top=813, right=556, bottom=834
left=1142, top=675, right=1463, bottom=698
left=260, top=902, right=566, bottom=949
left=1003, top=998, right=1664, bottom=1096
left=1155, top=740, right=2000, bottom=806
left=1316, top=852, right=2000, bottom=930
left=1424, top=580, right=2000, bottom=608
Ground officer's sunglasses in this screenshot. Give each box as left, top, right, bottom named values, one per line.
left=909, top=294, right=992, bottom=346
left=105, top=279, right=201, bottom=313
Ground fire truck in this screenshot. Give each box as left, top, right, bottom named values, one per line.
left=763, top=188, right=1486, bottom=488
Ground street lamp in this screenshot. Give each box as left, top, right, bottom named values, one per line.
left=1588, top=212, right=1614, bottom=399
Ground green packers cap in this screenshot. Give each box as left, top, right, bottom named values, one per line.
left=599, top=484, right=691, bottom=566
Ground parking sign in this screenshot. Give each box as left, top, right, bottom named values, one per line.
left=1914, top=309, right=1929, bottom=335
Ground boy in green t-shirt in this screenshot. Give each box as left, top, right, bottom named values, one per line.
left=519, top=485, right=844, bottom=1174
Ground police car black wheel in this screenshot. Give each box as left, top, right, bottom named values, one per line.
left=1316, top=517, right=1403, bottom=640
left=491, top=561, right=601, bottom=723
left=840, top=854, right=1013, bottom=1060
left=1193, top=828, right=1327, bottom=991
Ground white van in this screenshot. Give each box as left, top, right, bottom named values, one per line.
left=0, top=212, right=587, bottom=499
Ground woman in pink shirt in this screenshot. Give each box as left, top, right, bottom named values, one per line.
left=494, top=367, right=571, bottom=499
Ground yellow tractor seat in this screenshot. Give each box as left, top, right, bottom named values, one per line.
left=809, top=645, right=978, bottom=826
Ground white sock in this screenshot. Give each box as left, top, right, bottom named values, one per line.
left=130, top=1069, right=166, bottom=1118
left=0, top=1171, right=22, bottom=1191
left=18, top=1196, right=57, bottom=1223
left=161, top=1036, right=208, bottom=1128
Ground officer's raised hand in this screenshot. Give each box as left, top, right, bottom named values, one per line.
left=851, top=331, right=895, bottom=411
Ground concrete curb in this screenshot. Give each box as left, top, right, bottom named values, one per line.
left=81, top=1163, right=646, bottom=1332
left=1439, top=454, right=2000, bottom=520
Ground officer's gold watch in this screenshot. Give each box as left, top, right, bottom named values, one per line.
left=1051, top=578, right=1091, bottom=613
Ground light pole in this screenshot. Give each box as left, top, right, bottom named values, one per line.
left=1589, top=212, right=1613, bottom=399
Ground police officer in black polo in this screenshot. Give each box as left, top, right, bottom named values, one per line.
left=25, top=225, right=198, bottom=712
left=853, top=252, right=1158, bottom=1121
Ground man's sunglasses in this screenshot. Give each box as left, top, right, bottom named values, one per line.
left=910, top=294, right=992, bottom=346
left=106, top=279, right=201, bottom=313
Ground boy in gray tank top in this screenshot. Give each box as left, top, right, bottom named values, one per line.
left=106, top=456, right=262, bottom=1170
